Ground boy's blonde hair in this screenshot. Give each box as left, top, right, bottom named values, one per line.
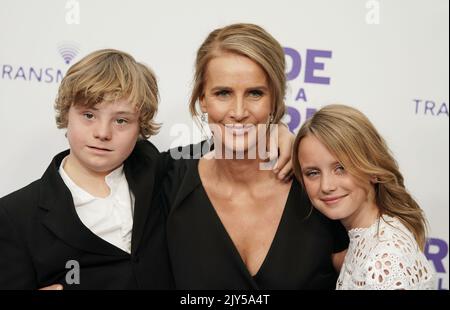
left=55, top=49, right=160, bottom=138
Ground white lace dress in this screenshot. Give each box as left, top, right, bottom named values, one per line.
left=336, top=215, right=434, bottom=290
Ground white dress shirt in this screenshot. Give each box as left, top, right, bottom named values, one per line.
left=59, top=157, right=135, bottom=254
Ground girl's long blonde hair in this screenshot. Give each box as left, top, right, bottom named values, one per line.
left=292, top=104, right=428, bottom=250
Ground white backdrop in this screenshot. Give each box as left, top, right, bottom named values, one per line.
left=0, top=0, right=448, bottom=289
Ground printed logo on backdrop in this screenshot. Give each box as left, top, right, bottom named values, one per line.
left=413, top=99, right=448, bottom=117
left=283, top=47, right=332, bottom=133
left=58, top=42, right=80, bottom=65
left=425, top=237, right=449, bottom=290
left=1, top=42, right=79, bottom=83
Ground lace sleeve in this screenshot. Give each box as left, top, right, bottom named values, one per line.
left=363, top=247, right=432, bottom=290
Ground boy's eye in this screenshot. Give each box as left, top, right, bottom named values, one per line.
left=83, top=112, right=94, bottom=120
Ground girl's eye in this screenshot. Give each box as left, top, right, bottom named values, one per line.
left=83, top=112, right=94, bottom=120
left=305, top=170, right=319, bottom=177
left=335, top=165, right=345, bottom=174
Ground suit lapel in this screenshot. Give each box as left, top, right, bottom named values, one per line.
left=127, top=158, right=155, bottom=254
left=171, top=159, right=202, bottom=211
left=39, top=150, right=128, bottom=257
left=125, top=140, right=159, bottom=254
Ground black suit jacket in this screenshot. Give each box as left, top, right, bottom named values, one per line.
left=0, top=140, right=174, bottom=289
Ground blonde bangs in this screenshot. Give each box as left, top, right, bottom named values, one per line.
left=55, top=49, right=160, bottom=138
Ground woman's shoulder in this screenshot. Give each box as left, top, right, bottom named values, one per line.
left=286, top=179, right=347, bottom=235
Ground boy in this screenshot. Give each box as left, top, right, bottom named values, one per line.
left=0, top=49, right=173, bottom=289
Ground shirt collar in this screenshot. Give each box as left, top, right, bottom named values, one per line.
left=59, top=156, right=125, bottom=206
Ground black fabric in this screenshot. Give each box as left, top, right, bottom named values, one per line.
left=0, top=140, right=174, bottom=289
left=164, top=158, right=349, bottom=290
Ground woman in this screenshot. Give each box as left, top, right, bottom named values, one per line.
left=293, top=104, right=434, bottom=289
left=164, top=23, right=348, bottom=289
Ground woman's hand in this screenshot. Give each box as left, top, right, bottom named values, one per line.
left=270, top=123, right=294, bottom=182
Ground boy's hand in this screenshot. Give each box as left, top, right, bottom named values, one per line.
left=39, top=284, right=63, bottom=290
left=270, top=123, right=294, bottom=182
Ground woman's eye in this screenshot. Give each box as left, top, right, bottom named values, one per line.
left=248, top=90, right=263, bottom=98
left=215, top=90, right=230, bottom=97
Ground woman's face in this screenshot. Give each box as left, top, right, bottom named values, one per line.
left=200, top=52, right=272, bottom=157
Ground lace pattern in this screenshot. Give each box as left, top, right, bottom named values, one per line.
left=336, top=215, right=434, bottom=290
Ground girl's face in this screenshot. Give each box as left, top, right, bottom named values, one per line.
left=298, top=134, right=377, bottom=230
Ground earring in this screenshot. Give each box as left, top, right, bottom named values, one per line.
left=268, top=114, right=274, bottom=124
left=201, top=113, right=208, bottom=122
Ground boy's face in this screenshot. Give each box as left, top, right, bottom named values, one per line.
left=66, top=98, right=140, bottom=176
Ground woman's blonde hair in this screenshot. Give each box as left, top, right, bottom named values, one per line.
left=292, top=104, right=428, bottom=250
left=189, top=23, right=286, bottom=124
left=55, top=48, right=160, bottom=138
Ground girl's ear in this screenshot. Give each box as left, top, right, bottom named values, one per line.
left=199, top=95, right=207, bottom=113
left=370, top=175, right=379, bottom=184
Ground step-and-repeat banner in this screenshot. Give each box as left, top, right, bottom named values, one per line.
left=0, top=0, right=448, bottom=289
